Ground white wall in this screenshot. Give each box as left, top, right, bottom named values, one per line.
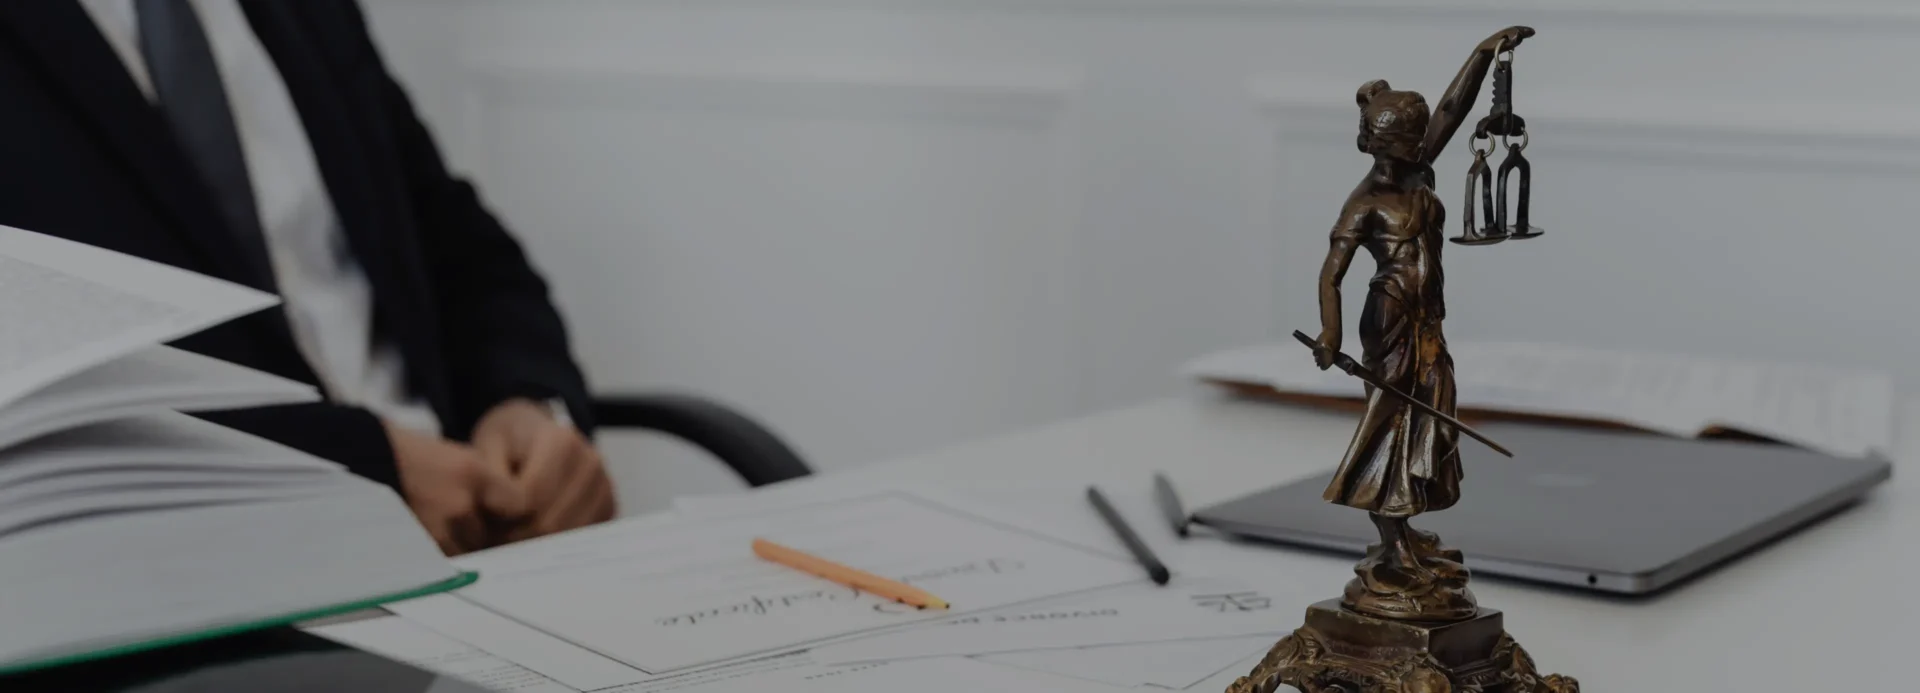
left=361, top=0, right=1920, bottom=504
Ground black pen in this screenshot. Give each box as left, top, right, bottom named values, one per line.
left=1086, top=485, right=1171, bottom=586
left=1154, top=472, right=1190, bottom=538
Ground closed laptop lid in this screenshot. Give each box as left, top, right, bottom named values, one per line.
left=1192, top=423, right=1891, bottom=589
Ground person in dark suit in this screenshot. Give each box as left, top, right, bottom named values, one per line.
left=0, top=0, right=615, bottom=554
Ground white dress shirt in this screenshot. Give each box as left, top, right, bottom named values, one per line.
left=80, top=0, right=442, bottom=436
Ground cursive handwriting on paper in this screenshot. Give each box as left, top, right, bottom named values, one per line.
left=656, top=587, right=862, bottom=626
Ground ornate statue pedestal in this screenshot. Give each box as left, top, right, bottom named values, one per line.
left=1226, top=600, right=1577, bottom=693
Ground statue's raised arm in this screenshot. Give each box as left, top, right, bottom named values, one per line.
left=1419, top=25, right=1533, bottom=164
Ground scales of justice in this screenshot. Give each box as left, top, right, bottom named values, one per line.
left=1226, top=26, right=1578, bottom=693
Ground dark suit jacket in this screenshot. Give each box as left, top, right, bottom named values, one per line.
left=0, top=1, right=595, bottom=491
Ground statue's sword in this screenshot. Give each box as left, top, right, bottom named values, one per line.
left=1292, top=330, right=1513, bottom=457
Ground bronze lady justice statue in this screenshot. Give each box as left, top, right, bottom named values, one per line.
left=1226, top=25, right=1576, bottom=693
left=1310, top=25, right=1532, bottom=623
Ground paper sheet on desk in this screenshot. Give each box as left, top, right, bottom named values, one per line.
left=377, top=594, right=1206, bottom=693
left=1184, top=340, right=1895, bottom=458
left=375, top=489, right=1289, bottom=692
left=1191, top=651, right=1270, bottom=692
left=386, top=594, right=650, bottom=691
left=978, top=637, right=1275, bottom=690
left=668, top=485, right=1172, bottom=576
left=811, top=577, right=1288, bottom=665
left=344, top=606, right=1263, bottom=693
left=445, top=492, right=1140, bottom=676
left=395, top=488, right=1265, bottom=692
left=308, top=614, right=836, bottom=693
left=305, top=617, right=573, bottom=692
left=684, top=656, right=1129, bottom=693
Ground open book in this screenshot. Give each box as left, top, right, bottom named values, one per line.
left=1183, top=340, right=1895, bottom=459
left=0, top=226, right=464, bottom=673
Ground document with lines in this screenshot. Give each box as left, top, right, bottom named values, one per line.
left=810, top=576, right=1287, bottom=665
left=307, top=616, right=574, bottom=693
left=1185, top=340, right=1895, bottom=458
left=670, top=655, right=1128, bottom=693
left=979, top=636, right=1275, bottom=691
left=427, top=492, right=1142, bottom=677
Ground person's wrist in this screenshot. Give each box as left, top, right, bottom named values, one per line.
left=476, top=398, right=573, bottom=444
left=483, top=397, right=553, bottom=422
left=382, top=418, right=420, bottom=456
left=382, top=421, right=438, bottom=499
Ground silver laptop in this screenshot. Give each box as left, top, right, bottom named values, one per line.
left=1190, top=422, right=1892, bottom=594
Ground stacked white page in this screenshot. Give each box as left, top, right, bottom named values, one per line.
left=1184, top=340, right=1896, bottom=458
left=0, top=224, right=285, bottom=407
left=0, top=414, right=350, bottom=537
left=0, top=346, right=316, bottom=451
left=0, top=224, right=458, bottom=671
left=0, top=476, right=449, bottom=668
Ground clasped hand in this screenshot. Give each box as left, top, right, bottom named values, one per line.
left=391, top=399, right=616, bottom=555
left=1314, top=329, right=1342, bottom=371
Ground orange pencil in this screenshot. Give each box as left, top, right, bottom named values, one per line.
left=751, top=538, right=950, bottom=610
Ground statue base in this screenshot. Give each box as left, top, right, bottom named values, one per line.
left=1225, top=600, right=1577, bottom=693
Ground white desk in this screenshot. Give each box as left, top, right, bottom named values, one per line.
left=761, top=392, right=1914, bottom=690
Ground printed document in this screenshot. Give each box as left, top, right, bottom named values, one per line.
left=386, top=594, right=645, bottom=691
left=440, top=492, right=1140, bottom=676
left=1184, top=340, right=1895, bottom=458
left=811, top=577, right=1287, bottom=664
left=307, top=617, right=573, bottom=693
left=313, top=610, right=1264, bottom=693
left=979, top=636, right=1275, bottom=690
left=681, top=656, right=1128, bottom=693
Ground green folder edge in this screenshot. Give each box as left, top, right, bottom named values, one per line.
left=0, top=570, right=478, bottom=677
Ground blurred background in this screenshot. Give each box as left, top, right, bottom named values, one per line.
left=361, top=0, right=1920, bottom=511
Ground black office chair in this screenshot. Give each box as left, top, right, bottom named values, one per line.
left=588, top=393, right=811, bottom=487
